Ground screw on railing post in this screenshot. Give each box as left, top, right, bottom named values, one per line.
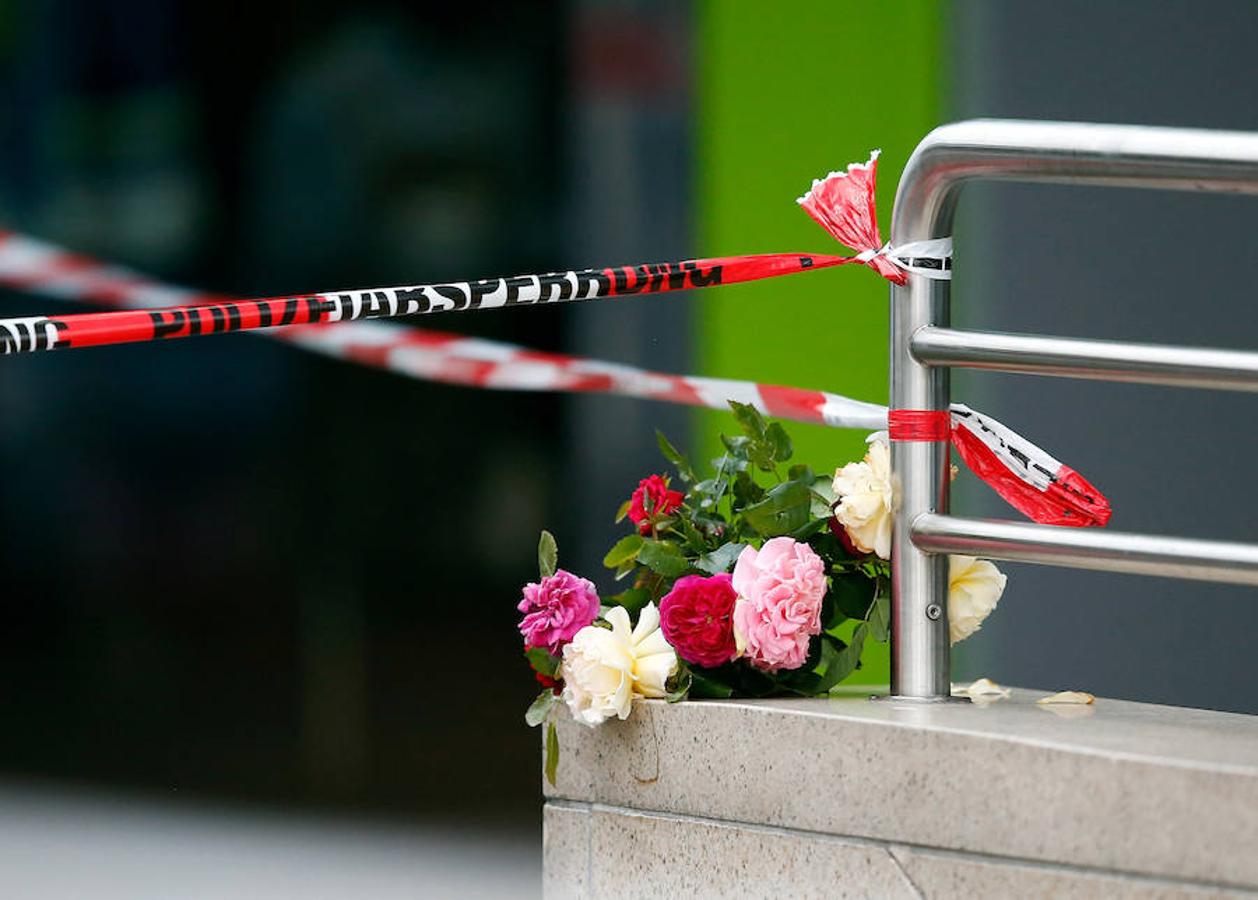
left=888, top=271, right=953, bottom=700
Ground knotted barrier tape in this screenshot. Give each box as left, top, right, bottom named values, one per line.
left=796, top=151, right=951, bottom=283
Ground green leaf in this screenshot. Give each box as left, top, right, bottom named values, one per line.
left=673, top=513, right=708, bottom=553
left=603, top=534, right=645, bottom=569
left=788, top=517, right=827, bottom=541
left=741, top=480, right=812, bottom=536
left=779, top=629, right=865, bottom=696
left=656, top=430, right=696, bottom=483
left=614, top=559, right=637, bottom=581
left=694, top=541, right=748, bottom=575
left=830, top=573, right=877, bottom=621
left=811, top=493, right=836, bottom=521
left=812, top=529, right=859, bottom=566
left=526, top=689, right=557, bottom=727
left=732, top=470, right=765, bottom=509
left=545, top=722, right=560, bottom=786
left=691, top=478, right=719, bottom=510
left=688, top=670, right=735, bottom=698
left=709, top=453, right=749, bottom=475
left=614, top=499, right=632, bottom=523
left=800, top=629, right=826, bottom=673
left=607, top=587, right=650, bottom=616
left=665, top=667, right=692, bottom=703
left=538, top=530, right=558, bottom=579
left=728, top=400, right=767, bottom=440
left=637, top=539, right=691, bottom=577
left=811, top=473, right=837, bottom=507
left=747, top=442, right=776, bottom=474
left=821, top=593, right=847, bottom=632
left=721, top=434, right=752, bottom=456
left=766, top=422, right=793, bottom=463
left=819, top=626, right=866, bottom=692
left=525, top=647, right=560, bottom=677
left=868, top=579, right=890, bottom=643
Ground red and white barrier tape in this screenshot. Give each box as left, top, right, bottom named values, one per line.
left=0, top=230, right=1109, bottom=526
left=0, top=152, right=952, bottom=358
left=0, top=249, right=855, bottom=355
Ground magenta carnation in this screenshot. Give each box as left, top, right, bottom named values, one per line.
left=517, top=569, right=600, bottom=655
left=659, top=573, right=738, bottom=668
left=731, top=537, right=826, bottom=672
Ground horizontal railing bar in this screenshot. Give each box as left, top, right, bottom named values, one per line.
left=892, top=120, right=1258, bottom=244
left=911, top=514, right=1258, bottom=586
left=911, top=327, right=1258, bottom=392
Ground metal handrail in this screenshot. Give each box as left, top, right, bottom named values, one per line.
left=911, top=327, right=1258, bottom=392
left=912, top=515, right=1258, bottom=587
left=888, top=119, right=1258, bottom=701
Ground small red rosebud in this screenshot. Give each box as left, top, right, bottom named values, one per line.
left=627, top=474, right=685, bottom=535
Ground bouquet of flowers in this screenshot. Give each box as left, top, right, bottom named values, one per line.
left=516, top=402, right=1007, bottom=783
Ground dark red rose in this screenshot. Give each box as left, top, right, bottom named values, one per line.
left=659, top=573, right=738, bottom=668
left=628, top=474, right=685, bottom=535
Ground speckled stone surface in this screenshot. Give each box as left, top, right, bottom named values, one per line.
left=544, top=802, right=1241, bottom=899
left=888, top=843, right=1237, bottom=899
left=543, top=804, right=589, bottom=898
left=544, top=802, right=911, bottom=899
left=543, top=689, right=1258, bottom=890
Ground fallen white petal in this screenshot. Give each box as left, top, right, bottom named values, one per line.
left=963, top=677, right=1011, bottom=697
left=1036, top=690, right=1095, bottom=705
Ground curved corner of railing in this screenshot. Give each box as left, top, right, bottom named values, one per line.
left=892, top=117, right=1258, bottom=246
left=890, top=119, right=994, bottom=245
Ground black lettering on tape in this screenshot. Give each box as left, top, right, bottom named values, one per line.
left=395, top=287, right=429, bottom=314
left=468, top=279, right=502, bottom=308
left=573, top=269, right=611, bottom=299
left=613, top=266, right=649, bottom=294
left=536, top=272, right=574, bottom=302
left=431, top=284, right=469, bottom=311
left=149, top=309, right=187, bottom=339
left=686, top=263, right=722, bottom=288
left=503, top=276, right=536, bottom=305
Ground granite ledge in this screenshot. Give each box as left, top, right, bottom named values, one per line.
left=543, top=688, right=1258, bottom=889
left=544, top=801, right=1244, bottom=899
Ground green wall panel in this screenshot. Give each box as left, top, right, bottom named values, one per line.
left=694, top=1, right=942, bottom=684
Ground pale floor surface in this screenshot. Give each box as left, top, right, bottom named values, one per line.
left=0, top=781, right=539, bottom=899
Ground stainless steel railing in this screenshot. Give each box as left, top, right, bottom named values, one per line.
left=887, top=119, right=1258, bottom=701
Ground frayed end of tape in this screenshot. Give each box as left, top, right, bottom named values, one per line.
left=795, top=150, right=881, bottom=206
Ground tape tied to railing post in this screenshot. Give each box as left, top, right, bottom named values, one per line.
left=888, top=409, right=951, bottom=442
left=795, top=152, right=952, bottom=285
left=887, top=237, right=952, bottom=281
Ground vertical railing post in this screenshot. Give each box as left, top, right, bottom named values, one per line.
left=888, top=273, right=952, bottom=700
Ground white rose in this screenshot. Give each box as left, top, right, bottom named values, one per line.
left=832, top=437, right=895, bottom=559
left=560, top=602, right=678, bottom=727
left=948, top=555, right=1007, bottom=645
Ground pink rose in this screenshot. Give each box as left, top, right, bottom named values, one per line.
left=628, top=474, right=685, bottom=535
left=731, top=537, right=826, bottom=672
left=659, top=573, right=738, bottom=668
left=517, top=569, right=600, bottom=655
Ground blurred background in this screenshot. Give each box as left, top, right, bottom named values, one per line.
left=0, top=1, right=1256, bottom=896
